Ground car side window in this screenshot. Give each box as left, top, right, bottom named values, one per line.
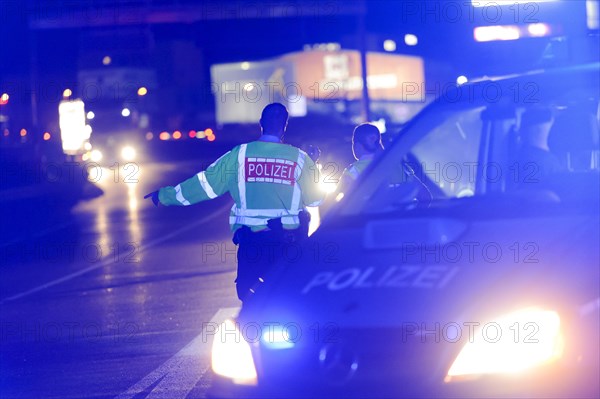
left=408, top=107, right=484, bottom=198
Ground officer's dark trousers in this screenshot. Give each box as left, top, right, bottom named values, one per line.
left=233, top=215, right=308, bottom=302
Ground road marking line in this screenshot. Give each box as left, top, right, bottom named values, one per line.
left=115, top=307, right=240, bottom=399
left=0, top=203, right=232, bottom=304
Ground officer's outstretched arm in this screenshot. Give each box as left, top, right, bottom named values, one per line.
left=158, top=151, right=233, bottom=206
left=144, top=190, right=160, bottom=206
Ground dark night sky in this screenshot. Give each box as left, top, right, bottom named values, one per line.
left=1, top=1, right=470, bottom=77
left=1, top=0, right=596, bottom=128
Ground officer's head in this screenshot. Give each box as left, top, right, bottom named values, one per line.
left=352, top=123, right=384, bottom=160
left=260, top=103, right=289, bottom=138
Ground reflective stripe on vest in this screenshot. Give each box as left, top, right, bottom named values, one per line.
left=231, top=204, right=300, bottom=218
left=237, top=144, right=248, bottom=210
left=229, top=215, right=300, bottom=226
left=174, top=184, right=190, bottom=205
left=196, top=171, right=218, bottom=199
left=290, top=150, right=305, bottom=214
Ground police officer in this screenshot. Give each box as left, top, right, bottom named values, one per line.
left=338, top=123, right=431, bottom=206
left=145, top=103, right=324, bottom=301
left=339, top=123, right=384, bottom=189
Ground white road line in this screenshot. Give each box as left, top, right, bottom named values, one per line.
left=0, top=203, right=232, bottom=304
left=115, top=307, right=240, bottom=399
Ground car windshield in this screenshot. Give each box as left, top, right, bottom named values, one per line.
left=339, top=68, right=600, bottom=216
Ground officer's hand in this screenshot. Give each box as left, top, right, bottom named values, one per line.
left=144, top=190, right=161, bottom=207
left=306, top=145, right=321, bottom=163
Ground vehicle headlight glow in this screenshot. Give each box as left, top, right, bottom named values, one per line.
left=319, top=180, right=337, bottom=193
left=261, top=325, right=295, bottom=350
left=121, top=146, right=136, bottom=162
left=316, top=163, right=337, bottom=193
left=446, top=308, right=563, bottom=382
left=90, top=149, right=103, bottom=163
left=306, top=206, right=320, bottom=236
left=211, top=319, right=258, bottom=386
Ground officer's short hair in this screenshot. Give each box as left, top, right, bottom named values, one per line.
left=353, top=123, right=383, bottom=153
left=260, top=103, right=289, bottom=132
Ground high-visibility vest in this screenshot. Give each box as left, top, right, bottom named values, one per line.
left=159, top=141, right=324, bottom=232
left=338, top=156, right=376, bottom=194
left=342, top=158, right=373, bottom=181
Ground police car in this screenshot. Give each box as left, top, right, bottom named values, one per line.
left=209, top=63, right=600, bottom=398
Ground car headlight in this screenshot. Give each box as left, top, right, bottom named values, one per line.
left=445, top=307, right=563, bottom=382
left=121, top=145, right=136, bottom=162
left=90, top=149, right=103, bottom=162
left=319, top=180, right=337, bottom=193
left=211, top=319, right=258, bottom=386
left=315, top=163, right=337, bottom=193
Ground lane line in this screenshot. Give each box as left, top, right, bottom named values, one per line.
left=0, top=203, right=232, bottom=304
left=115, top=307, right=240, bottom=399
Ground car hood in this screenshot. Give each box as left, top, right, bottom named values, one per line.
left=240, top=201, right=599, bottom=329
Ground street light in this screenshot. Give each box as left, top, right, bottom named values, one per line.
left=383, top=39, right=397, bottom=52
left=404, top=34, right=418, bottom=46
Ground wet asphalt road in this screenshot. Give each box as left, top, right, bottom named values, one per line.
left=1, top=159, right=243, bottom=399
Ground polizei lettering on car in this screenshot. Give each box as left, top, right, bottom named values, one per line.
left=302, top=265, right=460, bottom=294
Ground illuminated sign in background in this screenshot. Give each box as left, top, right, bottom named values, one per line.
left=59, top=100, right=88, bottom=155
left=211, top=50, right=425, bottom=124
